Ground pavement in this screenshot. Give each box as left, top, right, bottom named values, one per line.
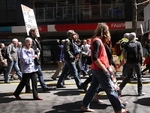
left=0, top=64, right=150, bottom=113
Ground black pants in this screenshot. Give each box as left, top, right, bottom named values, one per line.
left=14, top=72, right=38, bottom=98
left=119, top=63, right=143, bottom=93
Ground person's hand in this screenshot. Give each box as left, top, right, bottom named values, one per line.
left=33, top=55, right=38, bottom=59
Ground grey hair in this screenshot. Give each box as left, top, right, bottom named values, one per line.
left=25, top=37, right=32, bottom=42
left=12, top=38, right=18, bottom=42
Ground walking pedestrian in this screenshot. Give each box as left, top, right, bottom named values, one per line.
left=56, top=30, right=82, bottom=89
left=118, top=32, right=145, bottom=96
left=81, top=23, right=127, bottom=113
left=5, top=38, right=22, bottom=83
left=13, top=37, right=42, bottom=100
left=26, top=28, right=55, bottom=93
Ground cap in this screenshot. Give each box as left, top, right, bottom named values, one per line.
left=66, top=30, right=76, bottom=36
left=128, top=32, right=136, bottom=40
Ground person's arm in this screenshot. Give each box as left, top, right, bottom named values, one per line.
left=64, top=39, right=75, bottom=59
left=92, top=40, right=108, bottom=73
left=7, top=44, right=13, bottom=61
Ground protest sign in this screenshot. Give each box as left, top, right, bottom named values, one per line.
left=21, top=4, right=40, bottom=37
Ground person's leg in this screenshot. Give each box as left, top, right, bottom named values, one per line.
left=93, top=70, right=124, bottom=112
left=30, top=72, right=38, bottom=99
left=36, top=65, right=50, bottom=91
left=5, top=60, right=13, bottom=83
left=119, top=64, right=133, bottom=91
left=81, top=75, right=93, bottom=92
left=14, top=73, right=29, bottom=97
left=57, top=63, right=69, bottom=87
left=66, top=61, right=81, bottom=88
left=134, top=63, right=144, bottom=95
left=25, top=77, right=31, bottom=93
left=13, top=61, right=22, bottom=80
left=81, top=74, right=99, bottom=111
left=52, top=61, right=64, bottom=79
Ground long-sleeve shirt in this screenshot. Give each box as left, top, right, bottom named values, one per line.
left=7, top=43, right=18, bottom=61
left=20, top=47, right=38, bottom=73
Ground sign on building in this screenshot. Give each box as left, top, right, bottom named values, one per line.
left=21, top=4, right=40, bottom=37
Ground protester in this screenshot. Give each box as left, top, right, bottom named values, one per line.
left=56, top=30, right=82, bottom=89
left=13, top=37, right=42, bottom=100
left=26, top=28, right=55, bottom=93
left=51, top=40, right=65, bottom=80
left=118, top=32, right=145, bottom=96
left=80, top=23, right=127, bottom=113
left=5, top=38, right=22, bottom=83
left=0, top=43, right=7, bottom=82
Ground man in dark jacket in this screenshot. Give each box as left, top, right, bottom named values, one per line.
left=56, top=30, right=82, bottom=89
left=119, top=32, right=145, bottom=96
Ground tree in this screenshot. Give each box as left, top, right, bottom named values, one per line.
left=132, top=0, right=149, bottom=34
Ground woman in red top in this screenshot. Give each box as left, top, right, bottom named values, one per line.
left=81, top=23, right=128, bottom=113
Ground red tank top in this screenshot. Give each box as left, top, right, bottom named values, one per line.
left=91, top=37, right=110, bottom=70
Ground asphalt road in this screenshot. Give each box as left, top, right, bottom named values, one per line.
left=0, top=66, right=150, bottom=113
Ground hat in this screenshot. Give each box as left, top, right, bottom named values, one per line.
left=128, top=32, right=136, bottom=40
left=66, top=30, right=76, bottom=36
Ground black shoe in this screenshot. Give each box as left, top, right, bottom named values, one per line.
left=4, top=81, right=10, bottom=84
left=138, top=92, right=145, bottom=96
left=57, top=85, right=66, bottom=88
left=44, top=87, right=56, bottom=91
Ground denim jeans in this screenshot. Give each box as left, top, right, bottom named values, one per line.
left=82, top=69, right=124, bottom=112
left=81, top=58, right=88, bottom=74
left=57, top=60, right=81, bottom=88
left=5, top=59, right=22, bottom=82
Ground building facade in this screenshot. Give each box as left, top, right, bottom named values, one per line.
left=0, top=0, right=145, bottom=63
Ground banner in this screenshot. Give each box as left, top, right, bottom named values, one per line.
left=21, top=4, right=40, bottom=37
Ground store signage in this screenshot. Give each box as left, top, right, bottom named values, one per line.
left=38, top=26, right=48, bottom=32
left=55, top=22, right=125, bottom=31
left=21, top=4, right=40, bottom=37
left=107, top=22, right=125, bottom=29
left=55, top=23, right=98, bottom=31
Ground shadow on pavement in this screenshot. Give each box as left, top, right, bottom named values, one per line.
left=54, top=89, right=84, bottom=96
left=0, top=93, right=15, bottom=103
left=44, top=101, right=110, bottom=113
left=133, top=97, right=150, bottom=106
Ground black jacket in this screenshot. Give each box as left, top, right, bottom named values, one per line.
left=64, top=38, right=76, bottom=61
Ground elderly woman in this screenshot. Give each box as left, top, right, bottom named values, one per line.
left=13, top=37, right=42, bottom=100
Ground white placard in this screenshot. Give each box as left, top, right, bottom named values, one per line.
left=21, top=4, right=40, bottom=37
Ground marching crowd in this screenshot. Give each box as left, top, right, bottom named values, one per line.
left=0, top=23, right=150, bottom=113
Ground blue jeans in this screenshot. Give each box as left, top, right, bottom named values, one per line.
left=82, top=69, right=124, bottom=112
left=5, top=59, right=22, bottom=82
left=57, top=60, right=81, bottom=88
left=81, top=58, right=88, bottom=74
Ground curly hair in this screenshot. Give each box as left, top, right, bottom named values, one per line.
left=93, top=23, right=110, bottom=41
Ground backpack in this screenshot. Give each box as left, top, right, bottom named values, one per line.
left=1, top=47, right=8, bottom=59
left=125, top=41, right=139, bottom=63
